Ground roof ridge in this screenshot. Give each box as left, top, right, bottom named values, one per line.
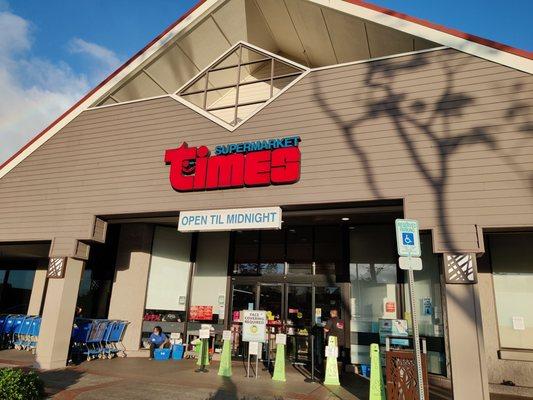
left=344, top=0, right=532, bottom=59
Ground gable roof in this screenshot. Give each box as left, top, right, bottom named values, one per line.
left=1, top=0, right=531, bottom=179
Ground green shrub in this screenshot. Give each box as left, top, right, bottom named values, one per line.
left=0, top=368, right=44, bottom=400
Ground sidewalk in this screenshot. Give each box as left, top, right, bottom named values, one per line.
left=2, top=349, right=531, bottom=400
left=0, top=350, right=368, bottom=399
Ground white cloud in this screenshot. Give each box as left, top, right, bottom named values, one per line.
left=0, top=8, right=121, bottom=165
left=68, top=37, right=121, bottom=75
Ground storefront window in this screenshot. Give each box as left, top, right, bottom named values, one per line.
left=0, top=269, right=35, bottom=314
left=0, top=269, right=36, bottom=313
left=314, top=226, right=341, bottom=275
left=233, top=231, right=260, bottom=275
left=78, top=270, right=114, bottom=318
left=402, top=232, right=446, bottom=375
left=489, top=233, right=533, bottom=350
left=314, top=286, right=342, bottom=324
left=77, top=224, right=120, bottom=318
left=144, top=226, right=192, bottom=323
left=231, top=284, right=257, bottom=322
left=287, top=227, right=313, bottom=274
left=232, top=226, right=342, bottom=276
left=189, top=232, right=230, bottom=326
left=258, top=284, right=283, bottom=321
left=259, top=230, right=285, bottom=275
left=349, top=225, right=398, bottom=365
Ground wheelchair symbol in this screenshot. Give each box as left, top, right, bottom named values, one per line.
left=402, top=232, right=414, bottom=246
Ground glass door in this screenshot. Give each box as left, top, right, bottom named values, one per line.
left=258, top=284, right=283, bottom=324
left=230, top=280, right=344, bottom=366
left=257, top=284, right=284, bottom=365
left=286, top=284, right=312, bottom=364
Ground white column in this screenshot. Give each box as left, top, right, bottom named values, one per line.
left=445, top=283, right=490, bottom=399
left=107, top=224, right=154, bottom=353
left=34, top=258, right=85, bottom=370
left=27, top=269, right=47, bottom=315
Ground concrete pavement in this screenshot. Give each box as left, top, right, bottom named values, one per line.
left=1, top=349, right=531, bottom=399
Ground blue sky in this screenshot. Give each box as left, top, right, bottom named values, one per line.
left=0, top=0, right=531, bottom=164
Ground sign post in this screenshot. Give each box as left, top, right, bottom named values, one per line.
left=395, top=219, right=425, bottom=400
left=242, top=310, right=267, bottom=379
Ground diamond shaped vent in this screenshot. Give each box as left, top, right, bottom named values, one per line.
left=177, top=42, right=306, bottom=127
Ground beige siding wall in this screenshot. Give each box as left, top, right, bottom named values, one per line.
left=0, top=48, right=531, bottom=255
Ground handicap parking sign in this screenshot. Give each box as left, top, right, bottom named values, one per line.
left=402, top=232, right=414, bottom=246
left=395, top=219, right=421, bottom=257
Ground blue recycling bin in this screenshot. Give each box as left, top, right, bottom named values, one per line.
left=171, top=344, right=185, bottom=360
left=154, top=348, right=171, bottom=360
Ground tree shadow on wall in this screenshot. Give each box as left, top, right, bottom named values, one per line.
left=313, top=49, right=532, bottom=253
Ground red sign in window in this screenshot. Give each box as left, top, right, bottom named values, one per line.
left=189, top=306, right=213, bottom=321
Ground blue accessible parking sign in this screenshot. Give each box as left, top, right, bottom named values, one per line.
left=402, top=232, right=414, bottom=246
left=395, top=219, right=421, bottom=257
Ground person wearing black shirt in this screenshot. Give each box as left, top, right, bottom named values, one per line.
left=323, top=309, right=346, bottom=371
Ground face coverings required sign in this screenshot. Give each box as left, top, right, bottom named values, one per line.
left=242, top=310, right=267, bottom=343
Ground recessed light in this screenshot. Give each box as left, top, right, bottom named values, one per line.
left=341, top=217, right=349, bottom=221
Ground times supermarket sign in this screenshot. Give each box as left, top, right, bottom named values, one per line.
left=164, top=136, right=301, bottom=192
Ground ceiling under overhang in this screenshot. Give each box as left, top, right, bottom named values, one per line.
left=94, top=0, right=438, bottom=107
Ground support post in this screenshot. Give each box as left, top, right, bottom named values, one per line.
left=27, top=269, right=47, bottom=315
left=34, top=258, right=85, bottom=370
left=107, top=224, right=154, bottom=353
left=444, top=262, right=489, bottom=399
left=408, top=266, right=425, bottom=400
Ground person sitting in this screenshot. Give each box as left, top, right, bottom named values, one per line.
left=149, top=326, right=169, bottom=359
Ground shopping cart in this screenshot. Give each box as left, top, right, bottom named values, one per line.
left=101, top=321, right=116, bottom=359
left=27, top=316, right=41, bottom=353
left=103, top=320, right=129, bottom=358
left=1, top=315, right=25, bottom=349
left=13, top=316, right=32, bottom=350
left=70, top=318, right=129, bottom=362
left=75, top=319, right=110, bottom=361
left=0, top=315, right=8, bottom=349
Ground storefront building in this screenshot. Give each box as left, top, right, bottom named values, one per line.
left=0, top=1, right=531, bottom=398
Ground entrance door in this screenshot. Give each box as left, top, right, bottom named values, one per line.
left=256, top=284, right=313, bottom=364
left=232, top=281, right=343, bottom=364
left=258, top=284, right=283, bottom=322
left=286, top=284, right=312, bottom=364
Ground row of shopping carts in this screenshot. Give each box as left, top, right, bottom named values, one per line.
left=71, top=318, right=129, bottom=361
left=0, top=315, right=129, bottom=363
left=0, top=315, right=41, bottom=353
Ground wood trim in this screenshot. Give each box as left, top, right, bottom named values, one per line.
left=498, top=349, right=533, bottom=362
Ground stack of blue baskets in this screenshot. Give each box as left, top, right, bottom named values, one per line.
left=154, top=344, right=185, bottom=360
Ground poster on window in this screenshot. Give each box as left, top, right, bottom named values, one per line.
left=189, top=305, right=213, bottom=320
